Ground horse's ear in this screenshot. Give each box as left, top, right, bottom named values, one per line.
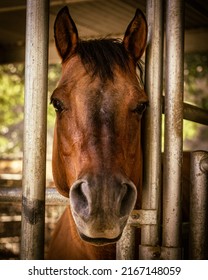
left=54, top=6, right=78, bottom=61
left=123, top=9, right=147, bottom=62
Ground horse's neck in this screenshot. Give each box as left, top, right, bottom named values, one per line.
left=47, top=206, right=116, bottom=260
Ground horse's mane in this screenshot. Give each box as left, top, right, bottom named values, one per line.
left=76, top=38, right=144, bottom=83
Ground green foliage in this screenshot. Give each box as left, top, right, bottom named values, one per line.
left=0, top=64, right=24, bottom=125
left=0, top=64, right=24, bottom=155
left=184, top=52, right=208, bottom=109
left=0, top=63, right=61, bottom=157
left=47, top=64, right=61, bottom=128
left=183, top=52, right=208, bottom=150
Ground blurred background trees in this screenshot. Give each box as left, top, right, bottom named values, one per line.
left=0, top=63, right=61, bottom=158
left=0, top=64, right=24, bottom=155
left=183, top=52, right=208, bottom=150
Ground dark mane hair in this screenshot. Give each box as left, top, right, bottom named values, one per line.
left=76, top=38, right=143, bottom=83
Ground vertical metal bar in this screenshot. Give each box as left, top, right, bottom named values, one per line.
left=140, top=0, right=163, bottom=260
left=116, top=225, right=135, bottom=260
left=190, top=151, right=208, bottom=260
left=161, top=0, right=184, bottom=259
left=21, top=0, right=49, bottom=259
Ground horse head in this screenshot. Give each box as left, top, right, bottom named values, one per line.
left=51, top=6, right=148, bottom=245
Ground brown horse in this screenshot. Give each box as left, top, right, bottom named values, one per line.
left=48, top=6, right=148, bottom=259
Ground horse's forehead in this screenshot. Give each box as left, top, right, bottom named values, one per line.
left=62, top=55, right=135, bottom=87
left=59, top=56, right=147, bottom=113
left=74, top=84, right=122, bottom=119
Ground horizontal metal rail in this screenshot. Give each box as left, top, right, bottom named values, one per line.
left=0, top=187, right=157, bottom=224
left=162, top=96, right=208, bottom=126
left=0, top=187, right=157, bottom=232
left=183, top=103, right=208, bottom=126
left=0, top=187, right=68, bottom=205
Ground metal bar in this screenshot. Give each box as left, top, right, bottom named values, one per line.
left=183, top=102, right=208, bottom=126
left=20, top=0, right=49, bottom=260
left=116, top=225, right=135, bottom=260
left=0, top=191, right=155, bottom=225
left=201, top=156, right=208, bottom=171
left=189, top=151, right=208, bottom=260
left=161, top=0, right=184, bottom=260
left=117, top=209, right=156, bottom=260
left=116, top=209, right=157, bottom=259
left=162, top=96, right=208, bottom=126
left=140, top=0, right=163, bottom=260
left=128, top=210, right=157, bottom=226
left=0, top=187, right=22, bottom=203
left=0, top=187, right=68, bottom=205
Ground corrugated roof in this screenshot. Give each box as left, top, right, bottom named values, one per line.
left=0, top=0, right=208, bottom=63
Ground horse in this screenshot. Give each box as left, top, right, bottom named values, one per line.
left=47, top=6, right=148, bottom=260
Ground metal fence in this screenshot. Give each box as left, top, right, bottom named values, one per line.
left=118, top=0, right=208, bottom=260
left=0, top=0, right=208, bottom=260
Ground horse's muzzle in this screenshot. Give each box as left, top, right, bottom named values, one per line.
left=69, top=174, right=137, bottom=244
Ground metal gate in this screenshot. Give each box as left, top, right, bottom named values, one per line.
left=117, top=0, right=208, bottom=260
left=0, top=0, right=208, bottom=260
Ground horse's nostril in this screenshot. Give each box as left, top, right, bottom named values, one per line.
left=120, top=182, right=137, bottom=217
left=70, top=180, right=89, bottom=218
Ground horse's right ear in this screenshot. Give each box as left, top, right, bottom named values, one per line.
left=54, top=6, right=78, bottom=61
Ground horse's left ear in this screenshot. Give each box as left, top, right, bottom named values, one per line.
left=54, top=6, right=78, bottom=61
left=123, top=9, right=147, bottom=62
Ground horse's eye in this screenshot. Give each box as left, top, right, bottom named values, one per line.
left=51, top=98, right=64, bottom=113
left=133, top=103, right=147, bottom=115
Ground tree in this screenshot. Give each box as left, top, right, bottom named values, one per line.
left=0, top=64, right=61, bottom=157
left=183, top=52, right=208, bottom=151
left=0, top=64, right=24, bottom=155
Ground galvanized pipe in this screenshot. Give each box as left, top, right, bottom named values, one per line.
left=21, top=0, right=49, bottom=260
left=140, top=0, right=163, bottom=260
left=0, top=187, right=22, bottom=203
left=183, top=103, right=208, bottom=126
left=116, top=225, right=135, bottom=260
left=189, top=151, right=208, bottom=260
left=0, top=187, right=68, bottom=205
left=116, top=209, right=157, bottom=259
left=162, top=96, right=208, bottom=126
left=162, top=0, right=184, bottom=259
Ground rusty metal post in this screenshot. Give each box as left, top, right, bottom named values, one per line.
left=139, top=0, right=163, bottom=260
left=189, top=151, right=208, bottom=259
left=21, top=0, right=49, bottom=259
left=161, top=0, right=184, bottom=259
left=117, top=210, right=157, bottom=259
left=116, top=224, right=135, bottom=260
